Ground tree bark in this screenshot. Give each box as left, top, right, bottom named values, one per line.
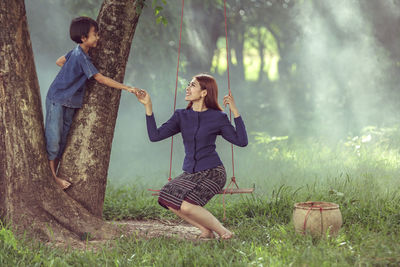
left=0, top=0, right=117, bottom=241
left=57, top=0, right=144, bottom=217
left=0, top=72, right=5, bottom=220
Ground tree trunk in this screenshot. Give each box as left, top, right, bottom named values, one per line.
left=257, top=28, right=266, bottom=84
left=230, top=24, right=245, bottom=82
left=0, top=0, right=117, bottom=241
left=57, top=0, right=144, bottom=217
left=0, top=72, right=5, bottom=220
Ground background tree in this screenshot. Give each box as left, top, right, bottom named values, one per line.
left=183, top=0, right=224, bottom=75
left=360, top=0, right=400, bottom=114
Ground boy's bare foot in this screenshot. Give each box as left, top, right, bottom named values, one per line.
left=55, top=177, right=71, bottom=190
left=49, top=159, right=71, bottom=189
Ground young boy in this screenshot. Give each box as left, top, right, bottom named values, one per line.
left=45, top=16, right=139, bottom=189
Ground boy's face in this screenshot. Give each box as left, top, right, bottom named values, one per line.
left=81, top=26, right=99, bottom=48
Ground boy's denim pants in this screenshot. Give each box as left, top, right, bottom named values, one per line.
left=45, top=98, right=76, bottom=160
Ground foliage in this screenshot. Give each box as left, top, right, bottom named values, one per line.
left=0, top=224, right=42, bottom=266
left=251, top=131, right=289, bottom=160
left=151, top=0, right=168, bottom=25
left=345, top=125, right=400, bottom=154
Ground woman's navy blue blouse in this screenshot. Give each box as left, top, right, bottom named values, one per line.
left=146, top=108, right=248, bottom=173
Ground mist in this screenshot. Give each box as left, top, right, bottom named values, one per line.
left=25, top=0, right=400, bottom=190
left=292, top=0, right=394, bottom=138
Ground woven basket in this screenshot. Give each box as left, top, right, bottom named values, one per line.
left=293, top=201, right=342, bottom=237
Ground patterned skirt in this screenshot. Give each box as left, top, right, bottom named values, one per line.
left=158, top=165, right=227, bottom=210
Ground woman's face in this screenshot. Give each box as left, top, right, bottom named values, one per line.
left=185, top=78, right=206, bottom=102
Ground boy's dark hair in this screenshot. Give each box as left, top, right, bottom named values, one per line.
left=70, top=17, right=99, bottom=44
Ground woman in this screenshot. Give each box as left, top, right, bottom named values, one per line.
left=136, top=74, right=247, bottom=240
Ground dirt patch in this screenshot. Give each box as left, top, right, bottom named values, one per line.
left=51, top=220, right=205, bottom=251
left=117, top=219, right=202, bottom=240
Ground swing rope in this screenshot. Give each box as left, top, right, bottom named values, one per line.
left=149, top=0, right=254, bottom=208
left=221, top=0, right=240, bottom=221
left=168, top=0, right=185, bottom=181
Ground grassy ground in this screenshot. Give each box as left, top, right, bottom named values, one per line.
left=1, top=134, right=400, bottom=266
left=1, top=176, right=399, bottom=266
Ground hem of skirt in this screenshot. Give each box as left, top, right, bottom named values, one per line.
left=158, top=198, right=181, bottom=210
left=184, top=197, right=202, bottom=207
left=158, top=197, right=202, bottom=210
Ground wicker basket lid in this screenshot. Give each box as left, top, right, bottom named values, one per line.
left=294, top=201, right=339, bottom=210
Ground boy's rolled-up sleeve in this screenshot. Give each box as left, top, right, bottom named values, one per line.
left=79, top=56, right=99, bottom=79
left=65, top=50, right=73, bottom=60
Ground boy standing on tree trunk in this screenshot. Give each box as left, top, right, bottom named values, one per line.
left=45, top=16, right=139, bottom=189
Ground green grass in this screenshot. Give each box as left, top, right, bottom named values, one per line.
left=2, top=175, right=399, bottom=266
left=2, top=133, right=400, bottom=266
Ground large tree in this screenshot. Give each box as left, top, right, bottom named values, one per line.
left=0, top=0, right=143, bottom=241
left=57, top=0, right=144, bottom=218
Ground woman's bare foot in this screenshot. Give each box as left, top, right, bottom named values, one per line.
left=220, top=231, right=234, bottom=240
left=198, top=231, right=215, bottom=239
left=55, top=177, right=71, bottom=190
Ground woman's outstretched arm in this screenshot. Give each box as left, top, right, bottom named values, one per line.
left=137, top=90, right=180, bottom=142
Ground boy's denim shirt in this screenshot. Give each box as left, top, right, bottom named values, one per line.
left=46, top=45, right=99, bottom=108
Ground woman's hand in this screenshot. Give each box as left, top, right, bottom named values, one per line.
left=223, top=93, right=240, bottom=118
left=126, top=86, right=140, bottom=95
left=136, top=89, right=149, bottom=104
left=136, top=89, right=153, bottom=115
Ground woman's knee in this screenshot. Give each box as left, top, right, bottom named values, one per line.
left=168, top=206, right=178, bottom=214
left=180, top=201, right=194, bottom=215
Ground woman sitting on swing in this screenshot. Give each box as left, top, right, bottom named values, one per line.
left=136, top=73, right=247, bottom=240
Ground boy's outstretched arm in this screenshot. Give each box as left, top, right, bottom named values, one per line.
left=56, top=56, right=66, bottom=67
left=93, top=73, right=138, bottom=94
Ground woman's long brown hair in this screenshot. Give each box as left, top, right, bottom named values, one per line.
left=186, top=74, right=223, bottom=111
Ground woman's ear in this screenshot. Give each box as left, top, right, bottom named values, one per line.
left=201, top=90, right=208, bottom=98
